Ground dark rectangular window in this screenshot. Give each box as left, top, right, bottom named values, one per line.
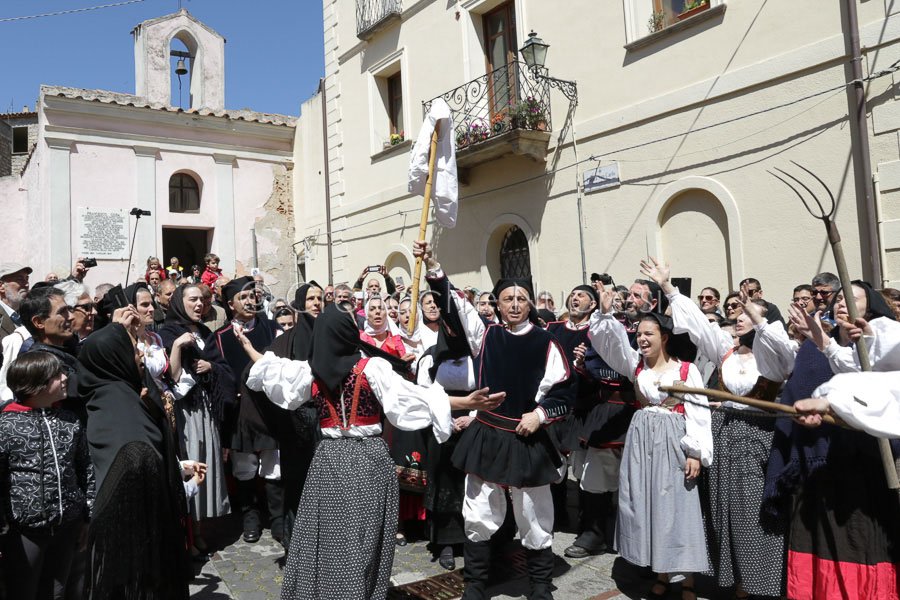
left=388, top=73, right=403, bottom=135
left=12, top=127, right=28, bottom=154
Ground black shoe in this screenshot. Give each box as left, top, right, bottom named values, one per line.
left=242, top=508, right=262, bottom=543
left=395, top=533, right=408, bottom=547
left=438, top=545, right=456, bottom=570
left=563, top=544, right=590, bottom=559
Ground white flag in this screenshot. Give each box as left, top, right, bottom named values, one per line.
left=408, top=98, right=458, bottom=228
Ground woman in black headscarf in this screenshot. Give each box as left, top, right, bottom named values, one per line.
left=238, top=302, right=504, bottom=600
left=158, top=284, right=233, bottom=523
left=79, top=323, right=190, bottom=600
left=244, top=280, right=323, bottom=549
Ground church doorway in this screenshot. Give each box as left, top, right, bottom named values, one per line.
left=162, top=227, right=210, bottom=276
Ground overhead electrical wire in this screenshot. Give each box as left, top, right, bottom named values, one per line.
left=310, top=56, right=900, bottom=243
left=0, top=0, right=146, bottom=23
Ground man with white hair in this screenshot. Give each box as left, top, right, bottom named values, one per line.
left=0, top=263, right=32, bottom=345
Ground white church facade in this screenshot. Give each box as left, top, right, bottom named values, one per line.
left=0, top=9, right=297, bottom=294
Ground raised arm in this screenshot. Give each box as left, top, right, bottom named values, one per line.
left=588, top=310, right=640, bottom=381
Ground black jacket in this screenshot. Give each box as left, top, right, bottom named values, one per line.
left=0, top=405, right=95, bottom=531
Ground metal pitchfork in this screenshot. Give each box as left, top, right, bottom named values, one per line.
left=768, top=161, right=900, bottom=491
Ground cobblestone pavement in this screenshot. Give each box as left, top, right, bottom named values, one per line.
left=189, top=499, right=731, bottom=600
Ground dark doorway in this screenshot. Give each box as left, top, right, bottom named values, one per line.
left=162, top=227, right=210, bottom=275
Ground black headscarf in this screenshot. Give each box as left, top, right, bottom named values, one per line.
left=290, top=281, right=321, bottom=362
left=638, top=312, right=697, bottom=363
left=309, top=304, right=366, bottom=396
left=79, top=323, right=159, bottom=490
left=123, top=281, right=151, bottom=306
left=852, top=280, right=896, bottom=321
left=164, top=284, right=205, bottom=327
left=309, top=303, right=410, bottom=396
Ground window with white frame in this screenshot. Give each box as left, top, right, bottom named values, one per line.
left=368, top=51, right=407, bottom=153
left=624, top=0, right=721, bottom=45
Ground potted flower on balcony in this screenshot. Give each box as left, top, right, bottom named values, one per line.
left=677, top=0, right=709, bottom=21
left=468, top=119, right=491, bottom=144
left=491, top=112, right=508, bottom=134
left=390, top=131, right=405, bottom=145
left=512, top=96, right=547, bottom=131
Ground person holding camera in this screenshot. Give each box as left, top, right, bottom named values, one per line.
left=353, top=265, right=397, bottom=299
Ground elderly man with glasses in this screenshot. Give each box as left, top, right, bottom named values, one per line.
left=811, top=272, right=841, bottom=313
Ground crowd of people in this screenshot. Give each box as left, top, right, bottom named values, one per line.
left=0, top=238, right=898, bottom=600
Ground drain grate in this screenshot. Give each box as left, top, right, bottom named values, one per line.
left=387, top=569, right=466, bottom=600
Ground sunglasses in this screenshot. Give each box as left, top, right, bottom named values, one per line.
left=725, top=302, right=741, bottom=310
left=72, top=302, right=96, bottom=312
left=812, top=289, right=835, bottom=297
left=697, top=295, right=717, bottom=301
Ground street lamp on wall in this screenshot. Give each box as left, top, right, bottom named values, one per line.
left=519, top=30, right=587, bottom=285
left=519, top=31, right=578, bottom=107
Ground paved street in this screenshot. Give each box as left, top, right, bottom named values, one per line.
left=189, top=483, right=730, bottom=600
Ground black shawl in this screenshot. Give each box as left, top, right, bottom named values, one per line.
left=426, top=274, right=474, bottom=382
left=157, top=285, right=235, bottom=421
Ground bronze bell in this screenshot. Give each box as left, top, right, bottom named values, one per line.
left=175, top=58, right=188, bottom=76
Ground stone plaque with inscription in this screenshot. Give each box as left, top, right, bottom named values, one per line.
left=77, top=207, right=129, bottom=259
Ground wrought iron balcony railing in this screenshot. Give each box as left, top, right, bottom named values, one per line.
left=357, top=0, right=402, bottom=39
left=424, top=61, right=552, bottom=152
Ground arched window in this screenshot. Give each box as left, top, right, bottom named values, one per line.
left=169, top=173, right=200, bottom=212
left=500, top=225, right=531, bottom=279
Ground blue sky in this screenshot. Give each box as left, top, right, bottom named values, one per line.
left=0, top=0, right=325, bottom=116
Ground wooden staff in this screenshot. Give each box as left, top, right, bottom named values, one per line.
left=408, top=123, right=440, bottom=336
left=659, top=384, right=849, bottom=428
left=770, top=163, right=899, bottom=490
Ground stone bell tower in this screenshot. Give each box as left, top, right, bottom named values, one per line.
left=132, top=8, right=225, bottom=110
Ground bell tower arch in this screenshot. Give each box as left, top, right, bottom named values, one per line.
left=132, top=8, right=225, bottom=110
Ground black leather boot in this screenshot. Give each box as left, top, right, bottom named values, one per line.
left=238, top=479, right=262, bottom=543
left=525, top=547, right=555, bottom=600
left=564, top=490, right=607, bottom=558
left=265, top=479, right=285, bottom=544
left=461, top=540, right=492, bottom=600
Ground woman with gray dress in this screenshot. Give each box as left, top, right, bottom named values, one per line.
left=589, top=278, right=712, bottom=600
left=158, top=284, right=233, bottom=527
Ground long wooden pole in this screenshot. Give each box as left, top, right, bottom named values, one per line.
left=825, top=221, right=900, bottom=489
left=659, top=384, right=848, bottom=428
left=408, top=123, right=440, bottom=335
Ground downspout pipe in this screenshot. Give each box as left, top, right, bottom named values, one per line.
left=320, top=77, right=334, bottom=285
left=842, top=0, right=882, bottom=284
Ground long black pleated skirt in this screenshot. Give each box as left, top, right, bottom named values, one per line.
left=281, top=436, right=398, bottom=600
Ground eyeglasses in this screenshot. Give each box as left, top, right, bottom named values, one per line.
left=697, top=295, right=717, bottom=302
left=725, top=302, right=741, bottom=310
left=72, top=302, right=96, bottom=313
left=812, top=289, right=835, bottom=297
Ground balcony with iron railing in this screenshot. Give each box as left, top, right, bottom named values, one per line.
left=424, top=61, right=553, bottom=173
left=357, top=0, right=402, bottom=40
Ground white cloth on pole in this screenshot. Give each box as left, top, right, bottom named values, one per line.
left=408, top=98, right=458, bottom=228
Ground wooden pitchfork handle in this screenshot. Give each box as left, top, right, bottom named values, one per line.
left=659, top=384, right=849, bottom=428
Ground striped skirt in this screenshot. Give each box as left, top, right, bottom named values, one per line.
left=281, top=437, right=399, bottom=600
left=616, top=409, right=710, bottom=574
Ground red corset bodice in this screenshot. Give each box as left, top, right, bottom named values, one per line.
left=311, top=358, right=382, bottom=429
